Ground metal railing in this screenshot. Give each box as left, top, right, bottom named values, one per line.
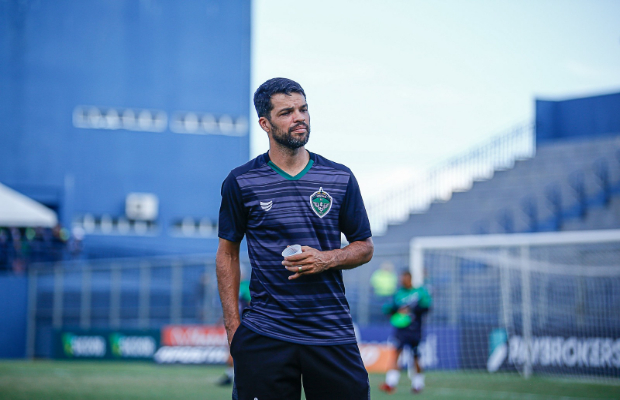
left=367, top=122, right=535, bottom=235
left=26, top=249, right=411, bottom=358
left=27, top=254, right=223, bottom=358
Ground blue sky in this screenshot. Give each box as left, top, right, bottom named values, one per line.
left=251, top=0, right=620, bottom=202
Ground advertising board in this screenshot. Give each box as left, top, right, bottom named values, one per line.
left=487, top=327, right=620, bottom=377
left=155, top=325, right=230, bottom=365
left=53, top=329, right=159, bottom=360
left=357, top=325, right=460, bottom=372
left=456, top=324, right=620, bottom=379
left=161, top=325, right=227, bottom=346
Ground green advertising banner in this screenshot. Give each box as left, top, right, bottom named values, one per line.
left=54, top=329, right=160, bottom=361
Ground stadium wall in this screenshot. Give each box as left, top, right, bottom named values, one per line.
left=0, top=275, right=27, bottom=358
left=536, top=91, right=620, bottom=145
left=0, top=0, right=251, bottom=257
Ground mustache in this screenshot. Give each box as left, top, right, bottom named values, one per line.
left=289, top=122, right=309, bottom=133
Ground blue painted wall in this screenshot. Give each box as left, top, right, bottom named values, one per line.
left=0, top=0, right=251, bottom=256
left=0, top=276, right=28, bottom=358
left=536, top=91, right=620, bottom=146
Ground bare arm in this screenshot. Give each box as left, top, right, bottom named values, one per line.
left=216, top=238, right=241, bottom=346
left=282, top=237, right=374, bottom=280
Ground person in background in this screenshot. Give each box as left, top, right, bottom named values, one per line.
left=380, top=270, right=432, bottom=394
left=370, top=261, right=397, bottom=297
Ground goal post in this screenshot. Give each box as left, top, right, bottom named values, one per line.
left=410, top=229, right=620, bottom=382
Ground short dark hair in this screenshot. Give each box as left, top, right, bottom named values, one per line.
left=253, top=77, right=306, bottom=120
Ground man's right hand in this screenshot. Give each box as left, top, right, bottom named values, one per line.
left=216, top=238, right=242, bottom=349
left=226, top=321, right=241, bottom=348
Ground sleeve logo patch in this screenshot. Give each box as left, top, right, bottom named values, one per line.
left=310, top=187, right=332, bottom=218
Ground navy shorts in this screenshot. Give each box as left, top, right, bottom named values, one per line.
left=391, top=328, right=421, bottom=357
left=230, top=324, right=369, bottom=400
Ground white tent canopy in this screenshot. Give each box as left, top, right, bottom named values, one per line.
left=0, top=183, right=58, bottom=227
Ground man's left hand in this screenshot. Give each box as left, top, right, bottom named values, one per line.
left=282, top=246, right=333, bottom=280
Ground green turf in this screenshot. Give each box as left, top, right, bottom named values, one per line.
left=0, top=360, right=618, bottom=400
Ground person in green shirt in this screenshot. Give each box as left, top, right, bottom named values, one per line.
left=379, top=270, right=432, bottom=394
left=370, top=262, right=397, bottom=297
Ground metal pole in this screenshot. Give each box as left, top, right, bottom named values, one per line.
left=170, top=261, right=183, bottom=324
left=500, top=248, right=512, bottom=331
left=53, top=264, right=64, bottom=329
left=202, top=262, right=210, bottom=324
left=356, top=260, right=370, bottom=326
left=538, top=248, right=549, bottom=330
left=26, top=269, right=38, bottom=359
left=520, top=245, right=532, bottom=379
left=139, top=261, right=151, bottom=329
left=110, top=264, right=121, bottom=328
left=450, top=254, right=459, bottom=326
left=80, top=266, right=91, bottom=330
left=409, top=241, right=424, bottom=288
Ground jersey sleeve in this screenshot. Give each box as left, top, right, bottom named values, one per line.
left=418, top=286, right=432, bottom=309
left=339, top=172, right=372, bottom=242
left=382, top=296, right=398, bottom=316
left=218, top=172, right=247, bottom=242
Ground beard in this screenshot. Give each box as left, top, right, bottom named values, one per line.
left=270, top=121, right=310, bottom=150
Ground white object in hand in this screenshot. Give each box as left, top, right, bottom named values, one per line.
left=282, top=244, right=302, bottom=258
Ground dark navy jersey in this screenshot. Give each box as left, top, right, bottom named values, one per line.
left=218, top=151, right=372, bottom=345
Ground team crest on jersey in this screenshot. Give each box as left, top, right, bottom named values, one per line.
left=310, top=187, right=332, bottom=218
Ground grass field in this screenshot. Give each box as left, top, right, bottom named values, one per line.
left=1, top=361, right=619, bottom=400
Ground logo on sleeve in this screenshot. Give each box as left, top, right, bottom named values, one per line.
left=260, top=201, right=273, bottom=211
left=310, top=187, right=332, bottom=218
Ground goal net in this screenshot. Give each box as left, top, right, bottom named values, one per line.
left=410, top=229, right=620, bottom=382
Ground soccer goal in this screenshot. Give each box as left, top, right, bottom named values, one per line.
left=410, top=229, right=620, bottom=382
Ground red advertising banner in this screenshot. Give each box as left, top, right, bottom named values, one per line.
left=156, top=325, right=230, bottom=364
left=160, top=325, right=396, bottom=371
left=359, top=344, right=394, bottom=373
left=161, top=325, right=228, bottom=347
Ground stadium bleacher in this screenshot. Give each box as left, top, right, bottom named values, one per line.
left=351, top=93, right=620, bottom=365
left=374, top=133, right=620, bottom=247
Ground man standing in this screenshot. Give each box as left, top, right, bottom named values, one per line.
left=379, top=271, right=432, bottom=394
left=216, top=77, right=374, bottom=400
